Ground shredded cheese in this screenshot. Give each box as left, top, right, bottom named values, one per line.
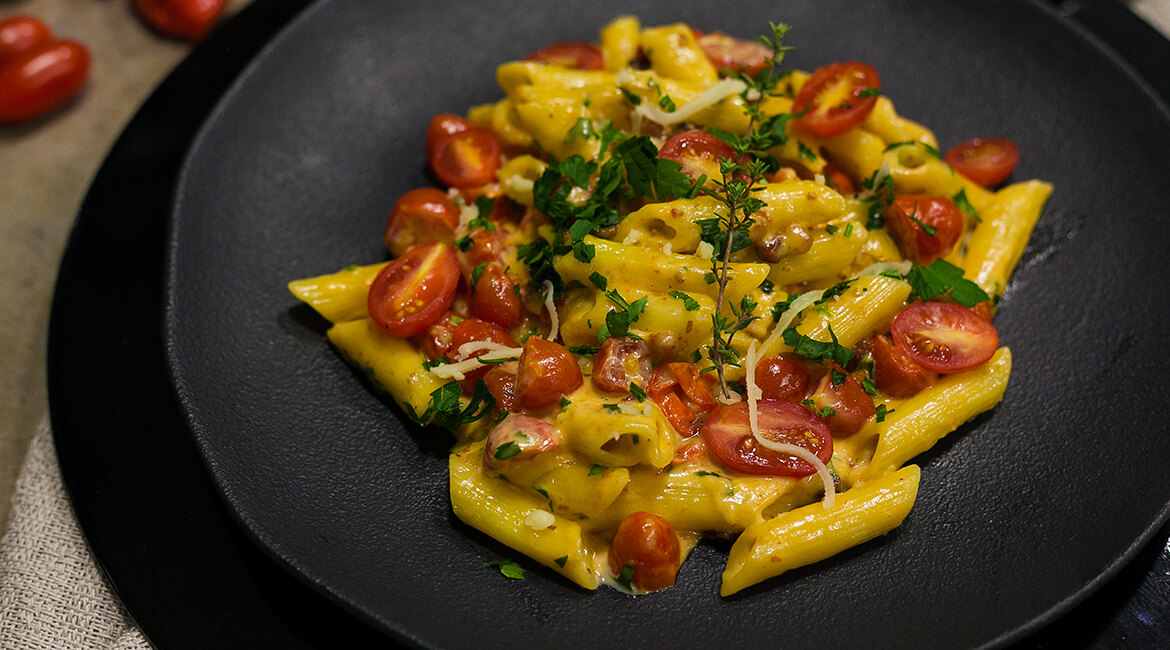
left=429, top=345, right=524, bottom=380
left=617, top=401, right=642, bottom=416
left=525, top=510, right=555, bottom=530
left=622, top=228, right=643, bottom=246
left=858, top=260, right=913, bottom=277
left=760, top=289, right=824, bottom=355
left=633, top=78, right=747, bottom=126
left=543, top=280, right=559, bottom=341
left=696, top=240, right=715, bottom=259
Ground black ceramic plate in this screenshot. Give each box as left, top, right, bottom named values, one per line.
left=164, top=0, right=1170, bottom=647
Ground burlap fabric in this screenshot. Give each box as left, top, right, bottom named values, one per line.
left=0, top=418, right=150, bottom=649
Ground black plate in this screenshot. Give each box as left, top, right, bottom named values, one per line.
left=53, top=0, right=1170, bottom=648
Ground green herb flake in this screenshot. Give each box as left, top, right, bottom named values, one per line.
left=798, top=141, right=817, bottom=161
left=480, top=559, right=525, bottom=580
left=825, top=224, right=839, bottom=235
left=758, top=279, right=774, bottom=294
left=861, top=376, right=878, bottom=396
left=781, top=325, right=853, bottom=366
left=629, top=383, right=647, bottom=402
left=554, top=556, right=568, bottom=568
left=493, top=441, right=522, bottom=460
left=559, top=396, right=572, bottom=409
left=875, top=404, right=894, bottom=423
left=566, top=344, right=600, bottom=356
left=858, top=87, right=882, bottom=97
left=615, top=565, right=635, bottom=589
left=843, top=222, right=854, bottom=238
left=668, top=290, right=701, bottom=311
left=952, top=188, right=981, bottom=222
left=588, top=464, right=608, bottom=476
left=533, top=486, right=549, bottom=498
left=618, top=87, right=642, bottom=105
left=830, top=368, right=847, bottom=387
left=589, top=271, right=609, bottom=291
left=601, top=404, right=621, bottom=412
left=470, top=261, right=489, bottom=287
left=658, top=95, right=676, bottom=112
left=343, top=264, right=358, bottom=272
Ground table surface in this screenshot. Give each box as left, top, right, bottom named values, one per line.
left=0, top=0, right=1167, bottom=551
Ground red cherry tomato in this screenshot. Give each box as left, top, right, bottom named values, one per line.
left=426, top=113, right=474, bottom=158
left=807, top=364, right=875, bottom=437
left=793, top=62, right=880, bottom=137
left=890, top=302, right=999, bottom=374
left=822, top=161, right=857, bottom=195
left=0, top=40, right=89, bottom=123
left=416, top=312, right=459, bottom=361
left=384, top=188, right=459, bottom=256
left=133, top=0, right=227, bottom=42
left=945, top=137, right=1019, bottom=187
left=883, top=195, right=964, bottom=264
left=648, top=362, right=717, bottom=437
left=701, top=400, right=832, bottom=477
left=469, top=263, right=526, bottom=329
left=608, top=512, right=680, bottom=592
left=753, top=355, right=811, bottom=403
left=592, top=337, right=653, bottom=394
left=483, top=413, right=561, bottom=469
left=0, top=16, right=53, bottom=66
left=367, top=242, right=460, bottom=337
left=697, top=32, right=772, bottom=76
left=515, top=337, right=583, bottom=409
left=870, top=334, right=934, bottom=398
left=658, top=129, right=738, bottom=187
left=459, top=228, right=503, bottom=272
left=430, top=128, right=501, bottom=189
left=671, top=440, right=707, bottom=465
left=484, top=362, right=518, bottom=412
left=524, top=42, right=604, bottom=71
left=446, top=318, right=519, bottom=391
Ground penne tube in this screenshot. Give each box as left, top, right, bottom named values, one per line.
left=599, top=15, right=641, bottom=71
left=326, top=319, right=447, bottom=418
left=964, top=180, right=1054, bottom=296
left=766, top=222, right=868, bottom=287
left=288, top=262, right=385, bottom=324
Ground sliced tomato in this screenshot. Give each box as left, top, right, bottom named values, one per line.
left=483, top=413, right=561, bottom=469
left=822, top=161, right=856, bottom=194
left=524, top=42, right=603, bottom=70
left=515, top=337, right=583, bottom=409
left=430, top=128, right=501, bottom=189
left=608, top=512, right=681, bottom=592
left=671, top=440, right=707, bottom=465
left=870, top=334, right=934, bottom=398
left=592, top=337, right=653, bottom=394
left=446, top=318, right=519, bottom=391
left=483, top=362, right=518, bottom=413
left=459, top=228, right=503, bottom=272
left=415, top=312, right=460, bottom=360
left=0, top=16, right=53, bottom=66
left=945, top=137, right=1019, bottom=187
left=658, top=129, right=739, bottom=188
left=793, top=62, right=880, bottom=137
left=648, top=362, right=717, bottom=437
left=384, top=188, right=459, bottom=256
left=883, top=195, right=964, bottom=264
left=701, top=400, right=832, bottom=476
left=367, top=242, right=460, bottom=337
left=890, top=302, right=999, bottom=374
left=469, top=263, right=526, bottom=329
left=753, top=355, right=811, bottom=403
left=697, top=32, right=772, bottom=76
left=0, top=40, right=89, bottom=123
left=807, top=364, right=875, bottom=437
left=425, top=113, right=474, bottom=158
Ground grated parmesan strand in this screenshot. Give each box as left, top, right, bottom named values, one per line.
left=543, top=280, right=559, bottom=342
left=634, top=78, right=747, bottom=126
left=429, top=345, right=524, bottom=380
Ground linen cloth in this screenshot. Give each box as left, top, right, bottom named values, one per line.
left=0, top=418, right=150, bottom=650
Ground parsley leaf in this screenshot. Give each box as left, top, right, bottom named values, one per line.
left=589, top=271, right=608, bottom=291
left=474, top=195, right=496, bottom=221
left=480, top=559, right=525, bottom=580
left=414, top=380, right=496, bottom=429
left=629, top=383, right=647, bottom=401
left=875, top=404, right=894, bottom=423
left=554, top=556, right=568, bottom=568
left=905, top=259, right=989, bottom=306
left=668, top=290, right=701, bottom=311
left=566, top=344, right=600, bottom=356
left=614, top=565, right=635, bottom=589
left=596, top=289, right=647, bottom=342
left=781, top=325, right=854, bottom=366
left=470, top=262, right=488, bottom=287
left=952, top=188, right=981, bottom=222
left=588, top=464, right=608, bottom=476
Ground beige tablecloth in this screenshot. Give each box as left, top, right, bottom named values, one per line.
left=0, top=419, right=150, bottom=650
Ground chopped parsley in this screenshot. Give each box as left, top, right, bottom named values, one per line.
left=614, top=565, right=635, bottom=589
left=470, top=261, right=488, bottom=287
left=566, top=344, right=600, bottom=356
left=952, top=188, right=981, bottom=222
left=493, top=441, right=522, bottom=460
left=554, top=556, right=568, bottom=568
left=480, top=559, right=525, bottom=580
left=668, top=290, right=701, bottom=311
left=802, top=398, right=836, bottom=419
left=411, top=380, right=496, bottom=429
left=629, top=383, right=647, bottom=402
left=588, top=464, right=608, bottom=476
left=875, top=404, right=894, bottom=423
left=596, top=289, right=648, bottom=342
left=781, top=325, right=853, bottom=366
left=905, top=258, right=989, bottom=306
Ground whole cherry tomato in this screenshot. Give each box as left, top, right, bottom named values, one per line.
left=870, top=334, right=934, bottom=398
left=133, top=0, right=227, bottom=42
left=367, top=242, right=460, bottom=337
left=697, top=31, right=772, bottom=76
left=515, top=337, right=583, bottom=409
left=469, top=263, right=526, bottom=329
left=701, top=400, right=832, bottom=476
left=890, top=302, right=999, bottom=374
left=430, top=128, right=502, bottom=189
left=883, top=195, right=964, bottom=264
left=807, top=364, right=875, bottom=437
left=0, top=40, right=89, bottom=123
left=384, top=188, right=459, bottom=256
left=426, top=113, right=474, bottom=158
left=524, top=42, right=604, bottom=71
left=753, top=355, right=810, bottom=403
left=446, top=318, right=519, bottom=392
left=793, top=62, right=880, bottom=137
left=0, top=15, right=52, bottom=66
left=648, top=362, right=717, bottom=437
left=945, top=137, right=1019, bottom=187
left=592, top=337, right=653, bottom=394
left=658, top=129, right=738, bottom=187
left=608, top=512, right=681, bottom=592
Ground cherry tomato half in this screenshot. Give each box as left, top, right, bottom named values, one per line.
left=484, top=362, right=518, bottom=413
left=0, top=15, right=53, bottom=66
left=524, top=42, right=604, bottom=71
left=793, top=62, right=880, bottom=137
left=697, top=32, right=772, bottom=76
left=384, top=188, right=459, bottom=256
left=592, top=337, right=653, bottom=394
left=822, top=161, right=857, bottom=195
left=446, top=318, right=519, bottom=391
left=469, top=263, right=526, bottom=329
left=133, top=0, right=227, bottom=42
left=870, top=334, right=934, bottom=398
left=515, top=337, right=583, bottom=409
left=426, top=113, right=474, bottom=158
left=430, top=128, right=502, bottom=189
left=883, top=195, right=964, bottom=264
left=608, top=512, right=681, bottom=592
left=945, top=137, right=1019, bottom=187
left=807, top=364, right=875, bottom=437
left=0, top=40, right=89, bottom=123
left=648, top=362, right=717, bottom=437
left=367, top=242, right=460, bottom=337
left=753, top=355, right=811, bottom=403
left=658, top=129, right=738, bottom=187
left=890, top=302, right=999, bottom=374
left=701, top=400, right=832, bottom=477
left=483, top=413, right=561, bottom=469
